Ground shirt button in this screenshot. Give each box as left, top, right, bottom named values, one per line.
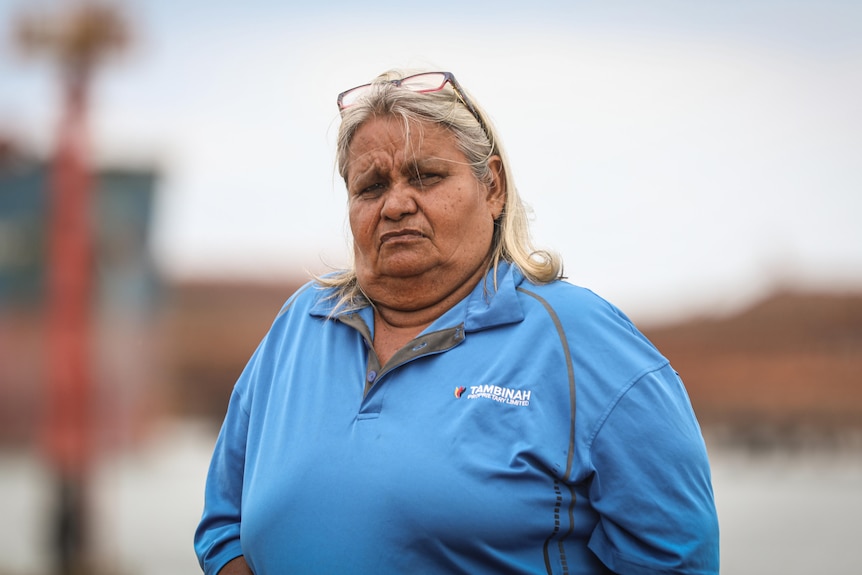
left=366, top=370, right=377, bottom=383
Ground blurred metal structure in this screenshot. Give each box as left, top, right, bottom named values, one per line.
left=13, top=2, right=128, bottom=573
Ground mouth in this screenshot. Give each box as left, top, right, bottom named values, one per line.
left=379, top=229, right=426, bottom=244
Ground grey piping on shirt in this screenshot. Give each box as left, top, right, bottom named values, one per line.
left=518, top=287, right=577, bottom=575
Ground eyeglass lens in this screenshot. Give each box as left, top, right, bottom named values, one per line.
left=397, top=73, right=448, bottom=92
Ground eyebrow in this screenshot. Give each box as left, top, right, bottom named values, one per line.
left=346, top=147, right=462, bottom=189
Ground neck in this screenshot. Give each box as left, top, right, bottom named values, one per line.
left=363, top=263, right=490, bottom=365
left=366, top=262, right=489, bottom=328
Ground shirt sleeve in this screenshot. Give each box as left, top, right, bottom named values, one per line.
left=194, top=386, right=250, bottom=575
left=586, top=364, right=720, bottom=575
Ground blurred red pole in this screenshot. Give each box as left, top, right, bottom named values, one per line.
left=44, top=58, right=94, bottom=575
left=14, top=4, right=129, bottom=572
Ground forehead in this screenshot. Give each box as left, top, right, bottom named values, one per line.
left=346, top=115, right=463, bottom=171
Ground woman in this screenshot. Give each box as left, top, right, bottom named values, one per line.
left=195, top=69, right=720, bottom=575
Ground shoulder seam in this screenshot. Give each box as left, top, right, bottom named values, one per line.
left=587, top=359, right=671, bottom=454
left=274, top=282, right=315, bottom=320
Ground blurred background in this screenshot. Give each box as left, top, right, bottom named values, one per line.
left=1, top=0, right=860, bottom=574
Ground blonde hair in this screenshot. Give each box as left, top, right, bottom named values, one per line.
left=318, top=69, right=563, bottom=311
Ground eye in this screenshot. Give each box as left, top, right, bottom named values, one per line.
left=353, top=181, right=386, bottom=197
left=364, top=182, right=385, bottom=194
left=412, top=173, right=443, bottom=187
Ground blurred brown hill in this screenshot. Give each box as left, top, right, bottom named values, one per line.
left=158, top=279, right=305, bottom=420
left=643, top=290, right=862, bottom=443
left=2, top=279, right=861, bottom=448
left=161, top=282, right=862, bottom=434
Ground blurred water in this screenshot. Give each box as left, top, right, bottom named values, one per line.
left=0, top=420, right=214, bottom=575
left=1, top=420, right=861, bottom=575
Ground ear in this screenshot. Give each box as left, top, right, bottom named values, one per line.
left=485, top=155, right=507, bottom=220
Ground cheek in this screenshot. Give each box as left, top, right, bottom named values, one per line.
left=348, top=203, right=375, bottom=250
left=452, top=190, right=494, bottom=237
left=468, top=204, right=497, bottom=251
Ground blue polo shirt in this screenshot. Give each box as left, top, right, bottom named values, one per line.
left=195, top=262, right=719, bottom=574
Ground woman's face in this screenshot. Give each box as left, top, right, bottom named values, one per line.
left=346, top=115, right=505, bottom=309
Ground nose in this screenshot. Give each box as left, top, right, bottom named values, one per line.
left=380, top=181, right=418, bottom=221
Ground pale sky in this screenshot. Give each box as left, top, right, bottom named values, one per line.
left=1, top=0, right=860, bottom=324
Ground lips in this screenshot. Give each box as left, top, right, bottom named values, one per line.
left=379, top=229, right=426, bottom=244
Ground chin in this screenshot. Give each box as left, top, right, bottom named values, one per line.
left=374, top=254, right=437, bottom=278
left=377, top=265, right=433, bottom=279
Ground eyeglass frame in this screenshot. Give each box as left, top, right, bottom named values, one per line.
left=336, top=71, right=489, bottom=140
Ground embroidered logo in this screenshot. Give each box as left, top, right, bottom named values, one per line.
left=454, top=386, right=466, bottom=398
left=465, top=384, right=532, bottom=407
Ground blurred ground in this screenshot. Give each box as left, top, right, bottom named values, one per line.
left=2, top=418, right=861, bottom=575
